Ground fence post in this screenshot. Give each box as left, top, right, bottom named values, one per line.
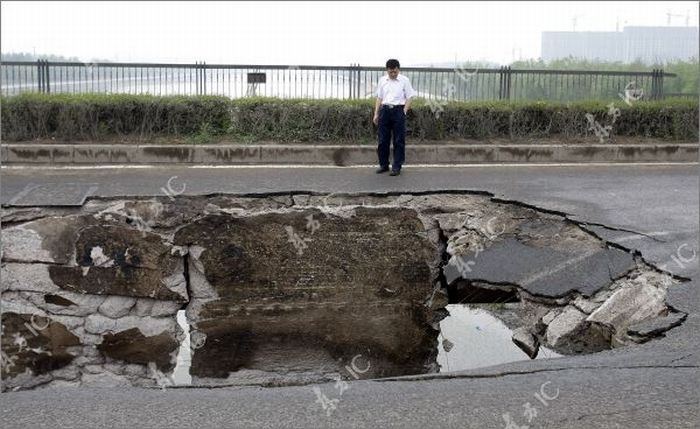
left=496, top=66, right=500, bottom=99
left=45, top=60, right=50, bottom=93
left=650, top=68, right=661, bottom=100
left=658, top=68, right=665, bottom=100
left=498, top=66, right=504, bottom=100
left=197, top=61, right=201, bottom=96
left=505, top=66, right=511, bottom=101
left=37, top=60, right=44, bottom=93
left=356, top=64, right=361, bottom=99
left=196, top=61, right=206, bottom=96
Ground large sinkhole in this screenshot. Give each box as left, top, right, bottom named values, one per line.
left=0, top=192, right=687, bottom=390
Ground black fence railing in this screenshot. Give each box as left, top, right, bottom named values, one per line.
left=0, top=60, right=679, bottom=102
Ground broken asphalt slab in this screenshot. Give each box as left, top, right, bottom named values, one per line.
left=444, top=237, right=636, bottom=297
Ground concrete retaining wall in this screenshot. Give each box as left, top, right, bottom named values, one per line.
left=2, top=143, right=697, bottom=165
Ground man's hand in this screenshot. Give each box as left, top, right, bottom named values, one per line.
left=373, top=97, right=382, bottom=126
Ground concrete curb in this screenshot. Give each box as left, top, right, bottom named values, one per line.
left=1, top=143, right=698, bottom=165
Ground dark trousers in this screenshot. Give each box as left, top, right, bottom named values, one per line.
left=377, top=105, right=406, bottom=171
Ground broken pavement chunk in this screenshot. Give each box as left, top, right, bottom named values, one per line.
left=545, top=306, right=612, bottom=353
left=444, top=237, right=635, bottom=298
left=626, top=312, right=686, bottom=339
left=586, top=282, right=667, bottom=334
left=512, top=326, right=540, bottom=359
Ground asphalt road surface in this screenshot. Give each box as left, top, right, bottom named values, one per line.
left=1, top=164, right=698, bottom=428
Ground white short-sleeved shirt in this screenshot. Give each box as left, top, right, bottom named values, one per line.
left=376, top=74, right=416, bottom=105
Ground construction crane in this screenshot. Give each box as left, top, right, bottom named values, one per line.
left=616, top=17, right=629, bottom=32
left=572, top=14, right=582, bottom=31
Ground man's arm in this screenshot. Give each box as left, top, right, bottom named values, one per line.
left=373, top=97, right=382, bottom=125
left=403, top=77, right=417, bottom=114
left=404, top=97, right=412, bottom=114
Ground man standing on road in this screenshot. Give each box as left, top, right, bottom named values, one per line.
left=373, top=59, right=416, bottom=176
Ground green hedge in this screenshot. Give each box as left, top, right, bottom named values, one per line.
left=0, top=93, right=231, bottom=141
left=1, top=93, right=697, bottom=142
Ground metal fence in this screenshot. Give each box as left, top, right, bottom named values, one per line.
left=0, top=60, right=680, bottom=102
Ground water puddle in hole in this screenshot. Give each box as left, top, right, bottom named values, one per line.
left=437, top=304, right=561, bottom=372
left=171, top=310, right=192, bottom=385
left=170, top=306, right=561, bottom=385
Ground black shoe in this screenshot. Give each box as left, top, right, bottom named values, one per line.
left=390, top=169, right=401, bottom=176
left=376, top=166, right=390, bottom=174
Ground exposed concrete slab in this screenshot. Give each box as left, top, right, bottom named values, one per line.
left=174, top=207, right=443, bottom=383
left=1, top=263, right=63, bottom=294
left=2, top=224, right=56, bottom=263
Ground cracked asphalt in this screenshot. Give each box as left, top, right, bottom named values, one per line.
left=1, top=164, right=698, bottom=428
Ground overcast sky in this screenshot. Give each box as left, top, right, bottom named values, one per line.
left=2, top=1, right=698, bottom=65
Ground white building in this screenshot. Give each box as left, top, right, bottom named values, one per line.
left=542, top=26, right=698, bottom=64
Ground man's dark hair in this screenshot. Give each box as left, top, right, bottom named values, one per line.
left=386, top=59, right=400, bottom=69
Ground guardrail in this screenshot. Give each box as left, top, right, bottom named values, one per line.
left=0, top=60, right=676, bottom=102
